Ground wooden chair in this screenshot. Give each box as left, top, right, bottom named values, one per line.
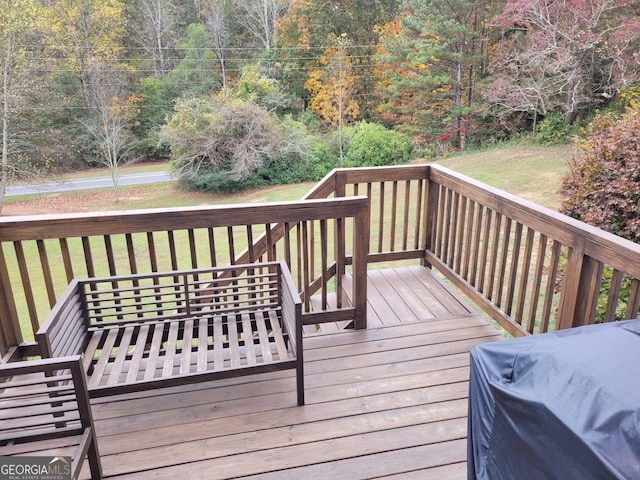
left=0, top=356, right=102, bottom=480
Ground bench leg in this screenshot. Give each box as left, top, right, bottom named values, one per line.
left=296, top=364, right=305, bottom=406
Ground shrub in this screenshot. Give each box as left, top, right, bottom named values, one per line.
left=559, top=102, right=640, bottom=243
left=160, top=95, right=311, bottom=186
left=342, top=122, right=415, bottom=167
left=535, top=113, right=573, bottom=145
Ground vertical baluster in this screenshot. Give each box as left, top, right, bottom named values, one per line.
left=283, top=222, right=291, bottom=269
left=415, top=179, right=425, bottom=250
left=454, top=196, right=467, bottom=274
left=264, top=224, right=273, bottom=262
left=527, top=233, right=548, bottom=334
left=82, top=237, right=96, bottom=277
left=495, top=217, right=512, bottom=308
left=188, top=229, right=198, bottom=268
left=227, top=226, right=235, bottom=265
left=13, top=241, right=39, bottom=336
left=584, top=262, right=605, bottom=326
left=507, top=223, right=526, bottom=320
left=146, top=232, right=158, bottom=272
left=208, top=228, right=217, bottom=267
left=463, top=200, right=476, bottom=281
left=36, top=239, right=56, bottom=308
left=477, top=208, right=492, bottom=294
left=402, top=180, right=411, bottom=251
left=390, top=181, right=398, bottom=252
left=447, top=191, right=460, bottom=268
left=295, top=223, right=303, bottom=293
left=246, top=225, right=255, bottom=263
left=103, top=235, right=117, bottom=276
left=603, top=269, right=624, bottom=322
left=377, top=182, right=385, bottom=253
left=125, top=234, right=137, bottom=274
left=309, top=222, right=315, bottom=278
left=167, top=231, right=178, bottom=270
left=540, top=241, right=562, bottom=333
left=625, top=278, right=640, bottom=319
left=104, top=235, right=124, bottom=317
left=435, top=185, right=447, bottom=259
left=59, top=238, right=74, bottom=283
left=486, top=213, right=502, bottom=299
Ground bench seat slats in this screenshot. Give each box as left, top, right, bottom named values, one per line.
left=197, top=318, right=209, bottom=372
left=213, top=316, right=224, bottom=371
left=180, top=319, right=194, bottom=375
left=242, top=313, right=257, bottom=366
left=127, top=324, right=150, bottom=382
left=144, top=324, right=165, bottom=381
left=255, top=313, right=274, bottom=363
left=162, top=321, right=180, bottom=377
left=269, top=310, right=290, bottom=361
left=107, top=326, right=134, bottom=385
left=227, top=316, right=241, bottom=368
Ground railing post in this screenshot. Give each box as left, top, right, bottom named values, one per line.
left=352, top=199, right=370, bottom=329
left=557, top=243, right=596, bottom=329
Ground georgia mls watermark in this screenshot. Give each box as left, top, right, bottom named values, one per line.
left=0, top=456, right=72, bottom=480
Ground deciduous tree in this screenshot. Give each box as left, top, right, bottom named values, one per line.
left=235, top=0, right=289, bottom=50
left=129, top=0, right=182, bottom=77
left=487, top=0, right=640, bottom=127
left=305, top=35, right=359, bottom=161
left=0, top=0, right=41, bottom=212
left=85, top=65, right=140, bottom=199
left=43, top=0, right=127, bottom=109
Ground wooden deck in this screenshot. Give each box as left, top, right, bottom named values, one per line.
left=76, top=266, right=500, bottom=479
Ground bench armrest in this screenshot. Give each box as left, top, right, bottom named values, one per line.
left=36, top=281, right=88, bottom=358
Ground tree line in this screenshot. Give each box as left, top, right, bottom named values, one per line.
left=1, top=0, right=639, bottom=208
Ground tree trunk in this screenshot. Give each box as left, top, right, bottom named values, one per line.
left=0, top=44, right=11, bottom=213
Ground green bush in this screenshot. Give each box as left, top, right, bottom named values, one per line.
left=182, top=169, right=266, bottom=194
left=535, top=113, right=573, bottom=145
left=342, top=122, right=415, bottom=167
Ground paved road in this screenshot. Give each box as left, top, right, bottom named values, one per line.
left=6, top=171, right=173, bottom=196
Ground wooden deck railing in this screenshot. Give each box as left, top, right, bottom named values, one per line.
left=0, top=197, right=369, bottom=359
left=425, top=165, right=640, bottom=337
left=2, top=163, right=640, bottom=359
left=305, top=164, right=640, bottom=338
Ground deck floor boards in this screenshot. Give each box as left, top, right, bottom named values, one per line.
left=77, top=266, right=500, bottom=479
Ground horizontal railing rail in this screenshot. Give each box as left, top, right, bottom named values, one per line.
left=0, top=197, right=369, bottom=358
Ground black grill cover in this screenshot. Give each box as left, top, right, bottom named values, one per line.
left=468, top=320, right=640, bottom=480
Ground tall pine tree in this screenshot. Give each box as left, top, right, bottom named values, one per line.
left=376, top=0, right=492, bottom=149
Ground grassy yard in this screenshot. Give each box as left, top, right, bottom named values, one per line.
left=433, top=144, right=574, bottom=210
left=3, top=144, right=574, bottom=216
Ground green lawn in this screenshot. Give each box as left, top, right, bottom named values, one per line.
left=5, top=144, right=574, bottom=214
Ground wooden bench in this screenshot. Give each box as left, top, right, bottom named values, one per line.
left=0, top=355, right=102, bottom=480
left=36, top=262, right=305, bottom=405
